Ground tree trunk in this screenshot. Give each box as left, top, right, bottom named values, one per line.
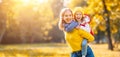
left=0, top=3, right=6, bottom=43
left=102, top=0, right=113, bottom=50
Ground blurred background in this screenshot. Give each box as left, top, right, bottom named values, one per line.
left=0, top=0, right=120, bottom=57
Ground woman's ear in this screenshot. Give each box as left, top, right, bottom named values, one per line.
left=62, top=19, right=64, bottom=22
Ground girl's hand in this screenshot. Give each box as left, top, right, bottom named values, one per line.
left=75, top=25, right=80, bottom=29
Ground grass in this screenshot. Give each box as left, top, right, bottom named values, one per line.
left=90, top=44, right=120, bottom=57
left=0, top=43, right=120, bottom=57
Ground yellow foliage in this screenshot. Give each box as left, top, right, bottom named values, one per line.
left=16, top=54, right=28, bottom=57
left=0, top=52, right=5, bottom=57
left=98, top=23, right=106, bottom=31
left=68, top=0, right=82, bottom=8
left=44, top=31, right=48, bottom=36
left=111, top=25, right=118, bottom=34
left=90, top=14, right=105, bottom=30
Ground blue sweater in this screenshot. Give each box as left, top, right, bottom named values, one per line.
left=64, top=20, right=78, bottom=32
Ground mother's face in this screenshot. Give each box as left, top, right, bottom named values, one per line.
left=63, top=10, right=73, bottom=23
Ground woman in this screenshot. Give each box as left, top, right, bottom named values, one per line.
left=58, top=8, right=95, bottom=57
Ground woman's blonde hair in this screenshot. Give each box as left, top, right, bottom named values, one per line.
left=58, top=8, right=73, bottom=30
left=59, top=8, right=73, bottom=20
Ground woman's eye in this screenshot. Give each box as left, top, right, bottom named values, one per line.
left=65, top=15, right=68, bottom=17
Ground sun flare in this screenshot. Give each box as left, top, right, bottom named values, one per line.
left=37, top=0, right=45, bottom=3
left=21, top=0, right=46, bottom=4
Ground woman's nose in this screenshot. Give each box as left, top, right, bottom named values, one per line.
left=68, top=16, right=72, bottom=19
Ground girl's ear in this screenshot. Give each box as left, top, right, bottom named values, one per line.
left=83, top=14, right=85, bottom=17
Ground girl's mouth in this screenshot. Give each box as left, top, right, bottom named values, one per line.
left=77, top=17, right=81, bottom=19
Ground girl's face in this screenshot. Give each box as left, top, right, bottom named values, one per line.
left=63, top=10, right=73, bottom=23
left=75, top=11, right=83, bottom=22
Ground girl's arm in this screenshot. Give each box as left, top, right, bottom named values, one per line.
left=65, top=21, right=78, bottom=32
left=80, top=23, right=91, bottom=33
left=58, top=19, right=78, bottom=32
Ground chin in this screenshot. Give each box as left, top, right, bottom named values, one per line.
left=66, top=21, right=71, bottom=23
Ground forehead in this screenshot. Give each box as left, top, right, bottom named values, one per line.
left=64, top=10, right=72, bottom=15
left=75, top=11, right=82, bottom=14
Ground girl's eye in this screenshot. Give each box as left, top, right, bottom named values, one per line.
left=76, top=13, right=82, bottom=15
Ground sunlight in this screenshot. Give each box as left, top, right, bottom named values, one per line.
left=32, top=0, right=47, bottom=6
left=33, top=7, right=39, bottom=12
left=22, top=0, right=29, bottom=3
left=18, top=0, right=47, bottom=6
left=20, top=0, right=30, bottom=6
left=63, top=0, right=71, bottom=7
left=37, top=0, right=45, bottom=3
left=0, top=0, right=2, bottom=3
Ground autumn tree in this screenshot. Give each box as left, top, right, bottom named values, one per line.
left=0, top=0, right=6, bottom=43
left=68, top=0, right=120, bottom=50
left=0, top=0, right=57, bottom=44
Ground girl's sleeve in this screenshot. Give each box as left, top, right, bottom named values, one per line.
left=65, top=21, right=78, bottom=32
left=85, top=24, right=91, bottom=33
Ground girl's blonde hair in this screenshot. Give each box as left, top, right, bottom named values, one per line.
left=73, top=7, right=84, bottom=14
left=73, top=7, right=84, bottom=21
left=58, top=8, right=73, bottom=30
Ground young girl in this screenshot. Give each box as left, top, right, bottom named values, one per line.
left=58, top=8, right=94, bottom=57
left=73, top=7, right=94, bottom=57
